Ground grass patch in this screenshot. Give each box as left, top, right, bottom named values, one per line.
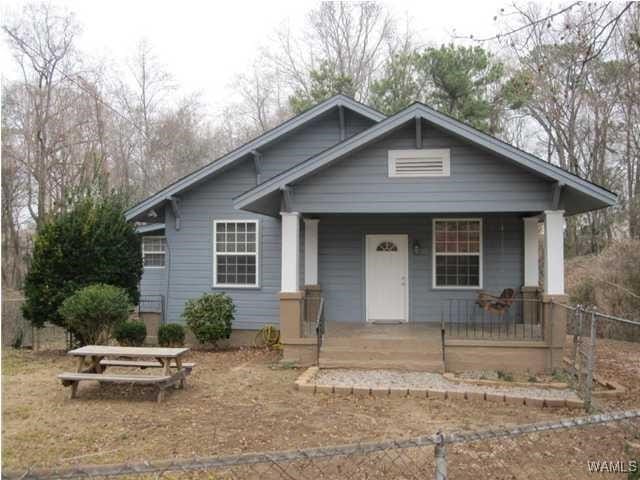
left=496, top=370, right=514, bottom=382
left=551, top=369, right=574, bottom=385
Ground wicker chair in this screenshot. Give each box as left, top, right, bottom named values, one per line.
left=475, top=288, right=516, bottom=315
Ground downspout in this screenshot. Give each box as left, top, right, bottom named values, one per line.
left=164, top=200, right=179, bottom=325
left=163, top=233, right=171, bottom=326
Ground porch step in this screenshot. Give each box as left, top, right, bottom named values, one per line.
left=319, top=358, right=444, bottom=372
left=320, top=346, right=442, bottom=361
left=322, top=340, right=442, bottom=355
left=322, top=338, right=439, bottom=349
left=319, top=343, right=443, bottom=372
left=319, top=322, right=444, bottom=372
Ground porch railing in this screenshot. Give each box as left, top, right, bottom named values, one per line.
left=441, top=296, right=543, bottom=341
left=136, top=295, right=165, bottom=324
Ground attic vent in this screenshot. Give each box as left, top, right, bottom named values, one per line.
left=388, top=149, right=451, bottom=178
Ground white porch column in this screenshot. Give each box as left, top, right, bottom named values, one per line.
left=280, top=212, right=300, bottom=293
left=543, top=210, right=565, bottom=295
left=303, top=218, right=319, bottom=286
left=523, top=216, right=540, bottom=288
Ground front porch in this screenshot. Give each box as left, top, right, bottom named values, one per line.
left=308, top=302, right=564, bottom=373
left=278, top=212, right=568, bottom=374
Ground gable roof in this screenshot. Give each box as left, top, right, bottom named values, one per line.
left=233, top=102, right=617, bottom=213
left=125, top=95, right=386, bottom=221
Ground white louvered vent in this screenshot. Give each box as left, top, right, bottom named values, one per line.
left=388, top=149, right=451, bottom=178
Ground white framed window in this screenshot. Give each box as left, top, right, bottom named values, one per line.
left=142, top=236, right=166, bottom=268
left=388, top=149, right=450, bottom=177
left=432, top=219, right=482, bottom=289
left=213, top=220, right=259, bottom=288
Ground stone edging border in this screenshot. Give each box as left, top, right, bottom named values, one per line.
left=562, top=357, right=626, bottom=399
left=294, top=367, right=585, bottom=409
left=592, top=373, right=626, bottom=398
left=441, top=372, right=569, bottom=390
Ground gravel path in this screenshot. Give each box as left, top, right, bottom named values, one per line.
left=314, top=369, right=581, bottom=400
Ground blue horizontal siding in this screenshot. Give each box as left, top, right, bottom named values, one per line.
left=289, top=123, right=554, bottom=213
left=317, top=214, right=524, bottom=323
left=159, top=160, right=281, bottom=330
left=259, top=109, right=375, bottom=181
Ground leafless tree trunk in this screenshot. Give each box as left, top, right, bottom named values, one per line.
left=3, top=2, right=79, bottom=226
left=270, top=1, right=396, bottom=102
left=494, top=3, right=635, bottom=255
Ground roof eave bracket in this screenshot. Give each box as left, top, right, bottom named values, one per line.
left=169, top=196, right=182, bottom=231
left=280, top=186, right=293, bottom=212
left=252, top=150, right=263, bottom=185
left=552, top=182, right=564, bottom=209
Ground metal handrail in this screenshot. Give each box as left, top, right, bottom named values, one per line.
left=315, top=297, right=325, bottom=366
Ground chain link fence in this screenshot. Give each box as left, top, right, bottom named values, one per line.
left=4, top=410, right=639, bottom=480
left=562, top=303, right=640, bottom=410
left=1, top=297, right=67, bottom=350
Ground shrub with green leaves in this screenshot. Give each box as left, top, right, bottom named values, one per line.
left=182, top=293, right=234, bottom=346
left=158, top=323, right=186, bottom=347
left=58, top=284, right=131, bottom=345
left=114, top=320, right=147, bottom=346
left=22, top=194, right=142, bottom=330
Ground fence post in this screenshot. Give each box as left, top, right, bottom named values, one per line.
left=584, top=309, right=597, bottom=411
left=434, top=432, right=447, bottom=480
left=571, top=306, right=583, bottom=373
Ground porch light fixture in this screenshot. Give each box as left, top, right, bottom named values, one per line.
left=412, top=240, right=422, bottom=255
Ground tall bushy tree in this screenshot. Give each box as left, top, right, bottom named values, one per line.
left=22, top=194, right=142, bottom=328
left=289, top=61, right=357, bottom=113
left=417, top=44, right=504, bottom=133
left=370, top=44, right=505, bottom=132
left=370, top=51, right=423, bottom=115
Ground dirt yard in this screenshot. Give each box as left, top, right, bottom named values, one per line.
left=2, top=339, right=639, bottom=472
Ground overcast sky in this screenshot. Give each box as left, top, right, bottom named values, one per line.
left=1, top=0, right=511, bottom=116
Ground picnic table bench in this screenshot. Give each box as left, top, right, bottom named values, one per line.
left=58, top=345, right=195, bottom=402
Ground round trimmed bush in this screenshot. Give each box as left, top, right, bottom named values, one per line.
left=158, top=323, right=186, bottom=347
left=58, top=284, right=131, bottom=345
left=182, top=293, right=234, bottom=346
left=114, top=320, right=147, bottom=346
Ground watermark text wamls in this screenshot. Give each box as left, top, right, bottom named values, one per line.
left=587, top=460, right=638, bottom=473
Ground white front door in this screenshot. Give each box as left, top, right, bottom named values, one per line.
left=365, top=234, right=409, bottom=323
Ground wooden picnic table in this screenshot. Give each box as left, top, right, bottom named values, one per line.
left=58, top=345, right=194, bottom=402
